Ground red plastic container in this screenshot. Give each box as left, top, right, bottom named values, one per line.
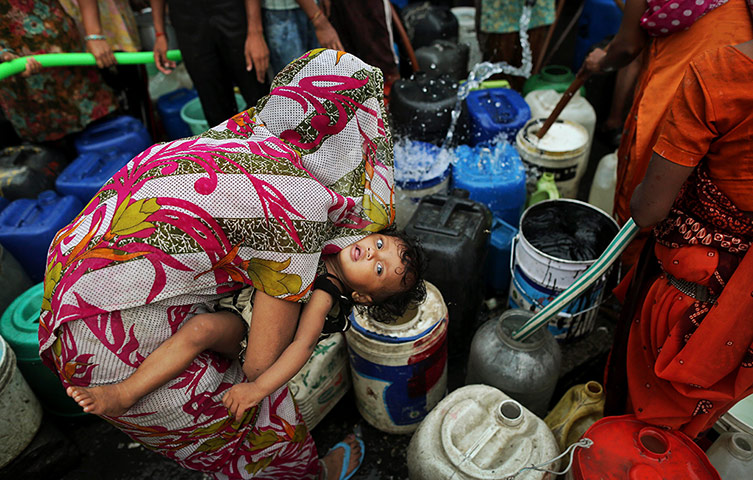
left=570, top=415, right=720, bottom=480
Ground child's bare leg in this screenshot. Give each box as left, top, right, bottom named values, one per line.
left=67, top=310, right=246, bottom=416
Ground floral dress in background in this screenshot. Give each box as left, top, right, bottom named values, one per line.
left=0, top=0, right=118, bottom=143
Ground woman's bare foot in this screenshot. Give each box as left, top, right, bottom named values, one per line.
left=319, top=434, right=363, bottom=480
left=66, top=384, right=136, bottom=416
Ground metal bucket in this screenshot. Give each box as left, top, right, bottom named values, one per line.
left=508, top=199, right=619, bottom=341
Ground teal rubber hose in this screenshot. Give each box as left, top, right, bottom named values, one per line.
left=0, top=50, right=183, bottom=81
left=511, top=218, right=640, bottom=341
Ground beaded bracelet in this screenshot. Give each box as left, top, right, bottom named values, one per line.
left=84, top=34, right=106, bottom=41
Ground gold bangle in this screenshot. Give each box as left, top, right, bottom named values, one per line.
left=311, top=10, right=322, bottom=22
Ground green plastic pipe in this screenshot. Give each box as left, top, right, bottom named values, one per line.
left=0, top=50, right=183, bottom=81
left=511, top=218, right=640, bottom=342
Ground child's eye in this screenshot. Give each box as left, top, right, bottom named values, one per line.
left=376, top=263, right=383, bottom=275
left=376, top=238, right=384, bottom=249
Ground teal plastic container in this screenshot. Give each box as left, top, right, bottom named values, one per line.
left=180, top=93, right=247, bottom=135
left=522, top=65, right=586, bottom=97
left=0, top=283, right=84, bottom=416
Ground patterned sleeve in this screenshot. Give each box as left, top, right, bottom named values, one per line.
left=652, top=60, right=719, bottom=167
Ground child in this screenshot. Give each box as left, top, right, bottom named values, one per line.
left=67, top=230, right=425, bottom=420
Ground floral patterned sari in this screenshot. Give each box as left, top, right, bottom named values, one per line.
left=38, top=49, right=394, bottom=478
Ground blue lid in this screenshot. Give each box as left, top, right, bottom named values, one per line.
left=452, top=143, right=526, bottom=183
left=394, top=140, right=451, bottom=190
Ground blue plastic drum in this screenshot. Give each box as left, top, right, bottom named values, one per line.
left=56, top=149, right=133, bottom=203
left=394, top=140, right=452, bottom=229
left=465, top=88, right=530, bottom=146
left=74, top=115, right=151, bottom=158
left=157, top=88, right=199, bottom=140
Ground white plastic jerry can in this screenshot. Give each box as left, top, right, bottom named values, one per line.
left=288, top=333, right=350, bottom=430
left=587, top=151, right=617, bottom=216
left=407, top=384, right=560, bottom=480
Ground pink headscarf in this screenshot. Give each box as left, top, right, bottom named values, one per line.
left=640, top=0, right=729, bottom=36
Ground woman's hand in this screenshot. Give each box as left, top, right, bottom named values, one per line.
left=584, top=47, right=608, bottom=74
left=222, top=382, right=264, bottom=422
left=86, top=38, right=116, bottom=69
left=313, top=15, right=343, bottom=51
left=2, top=51, right=41, bottom=77
left=153, top=35, right=176, bottom=75
left=244, top=31, right=269, bottom=84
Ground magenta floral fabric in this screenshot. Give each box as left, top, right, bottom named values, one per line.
left=38, top=49, right=393, bottom=478
left=640, top=0, right=731, bottom=36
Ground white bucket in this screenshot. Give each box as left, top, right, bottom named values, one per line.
left=451, top=7, right=482, bottom=71
left=288, top=333, right=350, bottom=430
left=524, top=89, right=596, bottom=162
left=508, top=199, right=619, bottom=341
left=515, top=118, right=589, bottom=198
left=0, top=335, right=43, bottom=468
left=716, top=392, right=753, bottom=436
left=394, top=140, right=452, bottom=230
left=345, top=281, right=448, bottom=434
left=407, top=384, right=560, bottom=480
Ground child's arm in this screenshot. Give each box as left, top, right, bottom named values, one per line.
left=222, top=289, right=334, bottom=421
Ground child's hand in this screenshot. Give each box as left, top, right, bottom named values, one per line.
left=222, top=383, right=264, bottom=422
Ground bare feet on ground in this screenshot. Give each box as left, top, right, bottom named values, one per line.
left=66, top=384, right=136, bottom=416
left=320, top=434, right=362, bottom=480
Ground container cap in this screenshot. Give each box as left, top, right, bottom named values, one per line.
left=394, top=140, right=451, bottom=190
left=572, top=415, right=720, bottom=480
left=452, top=143, right=525, bottom=181
left=350, top=281, right=447, bottom=343
left=0, top=283, right=45, bottom=362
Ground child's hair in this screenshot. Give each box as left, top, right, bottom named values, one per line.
left=360, top=227, right=427, bottom=323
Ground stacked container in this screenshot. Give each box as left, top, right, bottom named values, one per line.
left=394, top=140, right=452, bottom=229
left=389, top=72, right=459, bottom=145
left=157, top=88, right=199, bottom=140
left=0, top=144, right=66, bottom=200
left=415, top=40, right=469, bottom=81
left=56, top=149, right=133, bottom=203
left=74, top=115, right=151, bottom=158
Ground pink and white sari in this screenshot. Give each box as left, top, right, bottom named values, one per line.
left=38, top=49, right=394, bottom=478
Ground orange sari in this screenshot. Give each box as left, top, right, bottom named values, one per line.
left=614, top=0, right=753, bottom=265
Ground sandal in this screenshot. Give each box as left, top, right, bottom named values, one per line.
left=320, top=434, right=365, bottom=480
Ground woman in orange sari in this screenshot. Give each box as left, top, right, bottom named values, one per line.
left=584, top=0, right=753, bottom=266
left=610, top=39, right=753, bottom=438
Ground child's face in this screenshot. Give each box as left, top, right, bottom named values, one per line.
left=334, top=234, right=409, bottom=305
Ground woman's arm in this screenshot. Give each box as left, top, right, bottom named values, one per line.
left=79, top=0, right=117, bottom=68
left=223, top=290, right=332, bottom=421
left=584, top=0, right=648, bottom=73
left=630, top=152, right=694, bottom=228
left=150, top=0, right=176, bottom=74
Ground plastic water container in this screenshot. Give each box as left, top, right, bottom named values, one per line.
left=568, top=415, right=720, bottom=480
left=545, top=381, right=605, bottom=451
left=74, top=115, right=152, bottom=158
left=407, top=384, right=560, bottom=480
left=389, top=72, right=459, bottom=145
left=509, top=199, right=619, bottom=341
left=523, top=65, right=585, bottom=97
left=0, top=283, right=83, bottom=416
left=487, top=217, right=518, bottom=294
left=525, top=89, right=596, bottom=160
left=706, top=432, right=753, bottom=479
left=157, top=88, right=199, bottom=140
left=465, top=88, right=531, bottom=146
left=401, top=2, right=459, bottom=49
left=56, top=149, right=133, bottom=204
left=715, top=392, right=753, bottom=436
left=0, top=191, right=84, bottom=282
left=574, top=0, right=623, bottom=70
left=0, top=144, right=66, bottom=200
left=180, top=93, right=247, bottom=135
left=405, top=191, right=491, bottom=355
left=516, top=118, right=590, bottom=199
left=466, top=309, right=561, bottom=417
left=451, top=143, right=527, bottom=226
left=451, top=6, right=482, bottom=71
left=394, top=140, right=452, bottom=230
left=416, top=40, right=469, bottom=81
left=288, top=333, right=350, bottom=430
left=0, top=334, right=43, bottom=468
left=346, top=281, right=448, bottom=434
left=0, top=246, right=33, bottom=319
left=587, top=151, right=617, bottom=215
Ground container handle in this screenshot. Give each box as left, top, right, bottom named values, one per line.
left=412, top=195, right=479, bottom=236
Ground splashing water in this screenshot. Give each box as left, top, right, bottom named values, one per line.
left=440, top=5, right=534, bottom=150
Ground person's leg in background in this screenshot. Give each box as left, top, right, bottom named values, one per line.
left=328, top=0, right=400, bottom=88
left=263, top=8, right=315, bottom=77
